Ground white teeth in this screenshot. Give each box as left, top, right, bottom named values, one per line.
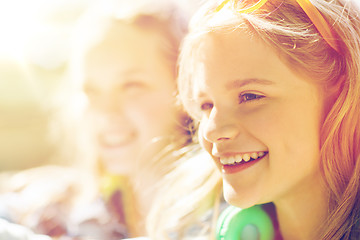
left=103, top=134, right=128, bottom=145
left=219, top=151, right=267, bottom=165
left=220, top=158, right=228, bottom=165
left=227, top=157, right=234, bottom=165
left=243, top=154, right=251, bottom=162
left=235, top=155, right=242, bottom=163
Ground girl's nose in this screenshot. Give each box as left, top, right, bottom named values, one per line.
left=97, top=92, right=124, bottom=114
left=202, top=107, right=239, bottom=143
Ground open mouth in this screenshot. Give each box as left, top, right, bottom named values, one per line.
left=220, top=151, right=268, bottom=166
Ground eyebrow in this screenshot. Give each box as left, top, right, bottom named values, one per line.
left=225, top=78, right=274, bottom=90
left=194, top=78, right=274, bottom=99
left=85, top=68, right=144, bottom=82
left=119, top=68, right=144, bottom=78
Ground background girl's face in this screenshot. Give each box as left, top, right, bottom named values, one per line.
left=191, top=31, right=326, bottom=208
left=83, top=22, right=179, bottom=175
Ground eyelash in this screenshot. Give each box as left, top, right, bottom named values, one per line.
left=123, top=81, right=146, bottom=90
left=238, top=93, right=265, bottom=104
left=199, top=93, right=264, bottom=111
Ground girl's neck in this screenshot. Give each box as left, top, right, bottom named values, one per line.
left=128, top=175, right=157, bottom=236
left=273, top=175, right=329, bottom=240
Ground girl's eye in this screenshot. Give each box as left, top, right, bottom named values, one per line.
left=239, top=93, right=264, bottom=104
left=123, top=81, right=147, bottom=90
left=121, top=81, right=149, bottom=96
left=84, top=85, right=100, bottom=101
left=200, top=102, right=213, bottom=111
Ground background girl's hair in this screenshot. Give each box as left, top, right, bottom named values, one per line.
left=178, top=0, right=360, bottom=238
left=69, top=0, right=189, bottom=87
left=146, top=144, right=222, bottom=239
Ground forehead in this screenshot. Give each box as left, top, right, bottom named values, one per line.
left=84, top=22, right=175, bottom=83
left=197, top=30, right=277, bottom=69
left=186, top=28, right=325, bottom=101
left=190, top=30, right=280, bottom=90
left=88, top=22, right=166, bottom=61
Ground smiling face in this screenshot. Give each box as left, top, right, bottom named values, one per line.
left=83, top=22, right=180, bottom=175
left=188, top=30, right=326, bottom=208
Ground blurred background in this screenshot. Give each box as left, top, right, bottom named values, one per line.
left=0, top=0, right=201, bottom=171
left=0, top=0, right=94, bottom=171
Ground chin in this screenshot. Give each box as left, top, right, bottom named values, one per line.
left=223, top=182, right=261, bottom=209
left=101, top=158, right=134, bottom=175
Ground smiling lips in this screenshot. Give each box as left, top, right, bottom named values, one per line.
left=220, top=151, right=268, bottom=165
left=99, top=132, right=135, bottom=148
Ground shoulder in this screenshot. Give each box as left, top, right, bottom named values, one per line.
left=216, top=205, right=275, bottom=240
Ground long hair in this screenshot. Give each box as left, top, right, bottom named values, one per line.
left=146, top=144, right=222, bottom=240
left=178, top=0, right=360, bottom=239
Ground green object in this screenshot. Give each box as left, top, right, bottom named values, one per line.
left=216, top=205, right=274, bottom=240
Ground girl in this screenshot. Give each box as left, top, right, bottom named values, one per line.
left=70, top=0, right=190, bottom=237
left=70, top=0, right=220, bottom=239
left=177, top=0, right=360, bottom=239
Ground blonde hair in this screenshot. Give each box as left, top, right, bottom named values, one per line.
left=146, top=144, right=222, bottom=240
left=178, top=0, right=360, bottom=239
left=70, top=0, right=187, bottom=84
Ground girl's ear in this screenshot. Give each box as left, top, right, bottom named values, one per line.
left=216, top=205, right=274, bottom=240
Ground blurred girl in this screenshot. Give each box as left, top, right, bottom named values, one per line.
left=70, top=0, right=220, bottom=239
